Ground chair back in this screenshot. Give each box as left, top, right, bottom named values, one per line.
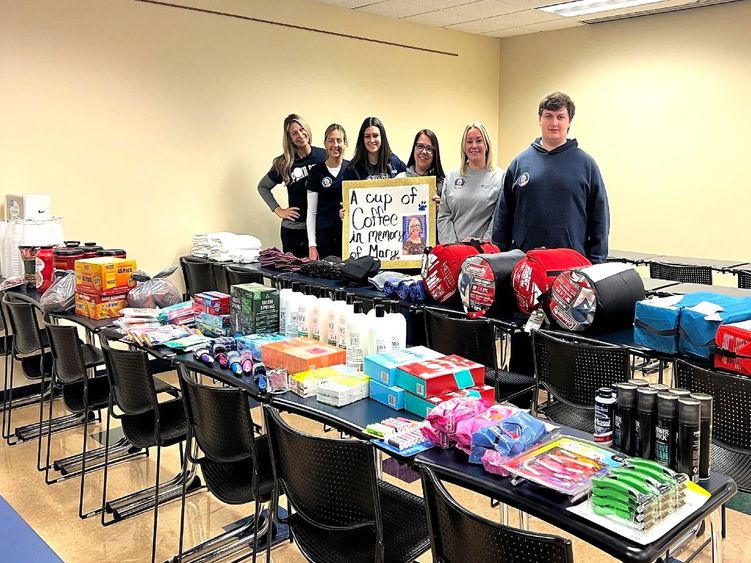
left=46, top=324, right=88, bottom=385
left=421, top=468, right=574, bottom=563
left=263, top=406, right=380, bottom=530
left=650, top=262, right=713, bottom=285
left=179, top=256, right=217, bottom=297
left=102, top=344, right=158, bottom=416
left=178, top=367, right=256, bottom=462
left=2, top=294, right=44, bottom=356
left=224, top=266, right=264, bottom=289
left=424, top=308, right=496, bottom=368
left=675, top=360, right=751, bottom=451
left=212, top=263, right=230, bottom=294
left=738, top=270, right=751, bottom=290
left=532, top=330, right=630, bottom=408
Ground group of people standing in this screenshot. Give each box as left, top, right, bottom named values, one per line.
left=257, top=91, right=610, bottom=265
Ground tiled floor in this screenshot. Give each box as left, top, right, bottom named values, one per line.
left=1, top=364, right=748, bottom=562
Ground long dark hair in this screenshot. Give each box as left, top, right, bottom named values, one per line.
left=347, top=117, right=394, bottom=175
left=406, top=129, right=445, bottom=185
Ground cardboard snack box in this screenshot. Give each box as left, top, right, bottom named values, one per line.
left=75, top=291, right=127, bottom=319
left=75, top=257, right=137, bottom=293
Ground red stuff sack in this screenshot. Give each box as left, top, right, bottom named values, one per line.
left=715, top=320, right=751, bottom=376
left=421, top=240, right=500, bottom=303
left=510, top=248, right=591, bottom=313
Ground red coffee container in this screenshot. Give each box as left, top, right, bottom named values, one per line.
left=96, top=249, right=127, bottom=258
left=54, top=247, right=85, bottom=271
left=37, top=245, right=56, bottom=292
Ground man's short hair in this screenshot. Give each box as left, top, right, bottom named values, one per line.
left=538, top=91, right=576, bottom=120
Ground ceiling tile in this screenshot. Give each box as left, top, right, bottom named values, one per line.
left=484, top=26, right=539, bottom=37
left=312, top=0, right=373, bottom=8
left=405, top=7, right=475, bottom=26
left=356, top=0, right=438, bottom=18
left=524, top=18, right=584, bottom=30
left=450, top=0, right=525, bottom=19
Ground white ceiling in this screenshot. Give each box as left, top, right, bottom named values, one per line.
left=313, top=0, right=736, bottom=38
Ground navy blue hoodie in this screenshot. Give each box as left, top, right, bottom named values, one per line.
left=492, top=138, right=609, bottom=263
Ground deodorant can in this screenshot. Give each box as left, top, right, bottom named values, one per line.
left=669, top=388, right=692, bottom=399
left=594, top=387, right=616, bottom=446
left=655, top=392, right=678, bottom=468
left=614, top=383, right=637, bottom=455
left=628, top=378, right=650, bottom=388
left=677, top=398, right=701, bottom=481
left=691, top=392, right=713, bottom=480
left=636, top=387, right=659, bottom=460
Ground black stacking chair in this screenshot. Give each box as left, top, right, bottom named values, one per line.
left=2, top=294, right=62, bottom=456
left=737, top=269, right=751, bottom=289
left=174, top=366, right=273, bottom=563
left=212, top=262, right=230, bottom=294
left=531, top=330, right=631, bottom=432
left=263, top=406, right=430, bottom=563
left=650, top=262, right=713, bottom=285
left=421, top=467, right=574, bottom=563
left=224, top=265, right=264, bottom=289
left=179, top=256, right=217, bottom=298
left=424, top=308, right=535, bottom=405
left=675, top=360, right=751, bottom=537
left=101, top=343, right=190, bottom=563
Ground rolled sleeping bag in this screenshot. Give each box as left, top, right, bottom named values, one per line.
left=458, top=251, right=526, bottom=317
left=549, top=262, right=645, bottom=332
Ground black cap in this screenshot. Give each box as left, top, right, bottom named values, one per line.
left=628, top=378, right=650, bottom=388
left=616, top=382, right=637, bottom=407
left=637, top=387, right=659, bottom=412
left=291, top=281, right=302, bottom=292
left=669, top=388, right=692, bottom=398
left=375, top=305, right=385, bottom=317
left=387, top=300, right=401, bottom=313
left=346, top=293, right=356, bottom=305
left=353, top=301, right=363, bottom=314
left=657, top=392, right=679, bottom=418
left=596, top=387, right=614, bottom=398
left=690, top=393, right=713, bottom=421
left=678, top=398, right=701, bottom=424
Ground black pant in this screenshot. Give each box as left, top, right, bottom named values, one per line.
left=281, top=227, right=308, bottom=258
left=316, top=224, right=342, bottom=259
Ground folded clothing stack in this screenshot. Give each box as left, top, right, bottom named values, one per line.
left=258, top=247, right=309, bottom=272
left=192, top=232, right=262, bottom=263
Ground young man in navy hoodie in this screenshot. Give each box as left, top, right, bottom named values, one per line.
left=491, top=92, right=610, bottom=263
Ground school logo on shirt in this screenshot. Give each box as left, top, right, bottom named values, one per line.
left=455, top=178, right=465, bottom=188
left=322, top=176, right=333, bottom=188
left=518, top=172, right=530, bottom=187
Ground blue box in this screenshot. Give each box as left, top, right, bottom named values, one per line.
left=363, top=347, right=443, bottom=386
left=369, top=379, right=405, bottom=410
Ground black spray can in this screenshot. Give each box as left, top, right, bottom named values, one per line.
left=636, top=387, right=659, bottom=460
left=649, top=383, right=670, bottom=392
left=669, top=387, right=692, bottom=399
left=614, top=383, right=637, bottom=455
left=691, top=392, right=713, bottom=480
left=628, top=378, right=650, bottom=388
left=677, top=398, right=701, bottom=481
left=594, top=387, right=616, bottom=446
left=655, top=392, right=679, bottom=468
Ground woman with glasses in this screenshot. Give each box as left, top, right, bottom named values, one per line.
left=257, top=114, right=327, bottom=257
left=397, top=129, right=446, bottom=193
left=343, top=116, right=406, bottom=180
left=437, top=121, right=504, bottom=244
left=306, top=124, right=349, bottom=260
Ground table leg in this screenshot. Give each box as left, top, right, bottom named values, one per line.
left=709, top=508, right=723, bottom=563
left=499, top=503, right=509, bottom=526
left=519, top=510, right=529, bottom=531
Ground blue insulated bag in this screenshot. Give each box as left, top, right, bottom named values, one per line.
left=634, top=293, right=719, bottom=354
left=678, top=293, right=751, bottom=360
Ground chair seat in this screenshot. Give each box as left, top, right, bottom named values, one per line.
left=199, top=436, right=274, bottom=505
left=711, top=443, right=751, bottom=491
left=291, top=480, right=429, bottom=563
left=154, top=377, right=179, bottom=396
left=540, top=401, right=594, bottom=434
left=20, top=351, right=53, bottom=380
left=62, top=375, right=111, bottom=413
left=484, top=367, right=536, bottom=388
left=81, top=343, right=105, bottom=367
left=121, top=398, right=188, bottom=448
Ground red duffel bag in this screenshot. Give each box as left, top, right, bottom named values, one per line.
left=510, top=248, right=591, bottom=313
left=715, top=320, right=751, bottom=376
left=421, top=240, right=500, bottom=303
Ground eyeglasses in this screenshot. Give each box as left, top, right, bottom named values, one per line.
left=415, top=143, right=435, bottom=155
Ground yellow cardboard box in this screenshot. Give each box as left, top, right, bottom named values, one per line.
left=75, top=257, right=137, bottom=293
left=75, top=291, right=127, bottom=319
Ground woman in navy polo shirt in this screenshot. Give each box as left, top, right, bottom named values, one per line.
left=306, top=124, right=349, bottom=259
left=343, top=116, right=405, bottom=181
left=257, top=114, right=326, bottom=257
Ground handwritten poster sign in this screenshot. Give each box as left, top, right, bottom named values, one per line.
left=343, top=177, right=437, bottom=268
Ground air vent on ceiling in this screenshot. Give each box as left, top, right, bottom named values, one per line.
left=583, top=0, right=740, bottom=23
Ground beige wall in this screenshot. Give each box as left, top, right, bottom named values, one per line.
left=0, top=0, right=501, bottom=278
left=497, top=1, right=750, bottom=262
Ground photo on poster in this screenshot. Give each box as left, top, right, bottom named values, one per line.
left=402, top=215, right=426, bottom=256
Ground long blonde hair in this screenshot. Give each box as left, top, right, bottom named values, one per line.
left=459, top=121, right=494, bottom=176
left=272, top=114, right=312, bottom=184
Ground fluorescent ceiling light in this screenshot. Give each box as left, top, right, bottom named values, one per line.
left=538, top=0, right=665, bottom=17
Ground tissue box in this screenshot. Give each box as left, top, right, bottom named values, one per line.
left=395, top=355, right=485, bottom=398
left=405, top=384, right=496, bottom=418
left=193, top=291, right=231, bottom=315
left=235, top=333, right=290, bottom=361
left=317, top=373, right=370, bottom=407
left=369, top=379, right=406, bottom=410
left=262, top=337, right=346, bottom=375
left=230, top=283, right=279, bottom=334
left=289, top=365, right=355, bottom=398
left=75, top=258, right=137, bottom=294
left=363, top=347, right=444, bottom=386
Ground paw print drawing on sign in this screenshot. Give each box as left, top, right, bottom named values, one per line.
left=418, top=201, right=427, bottom=211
